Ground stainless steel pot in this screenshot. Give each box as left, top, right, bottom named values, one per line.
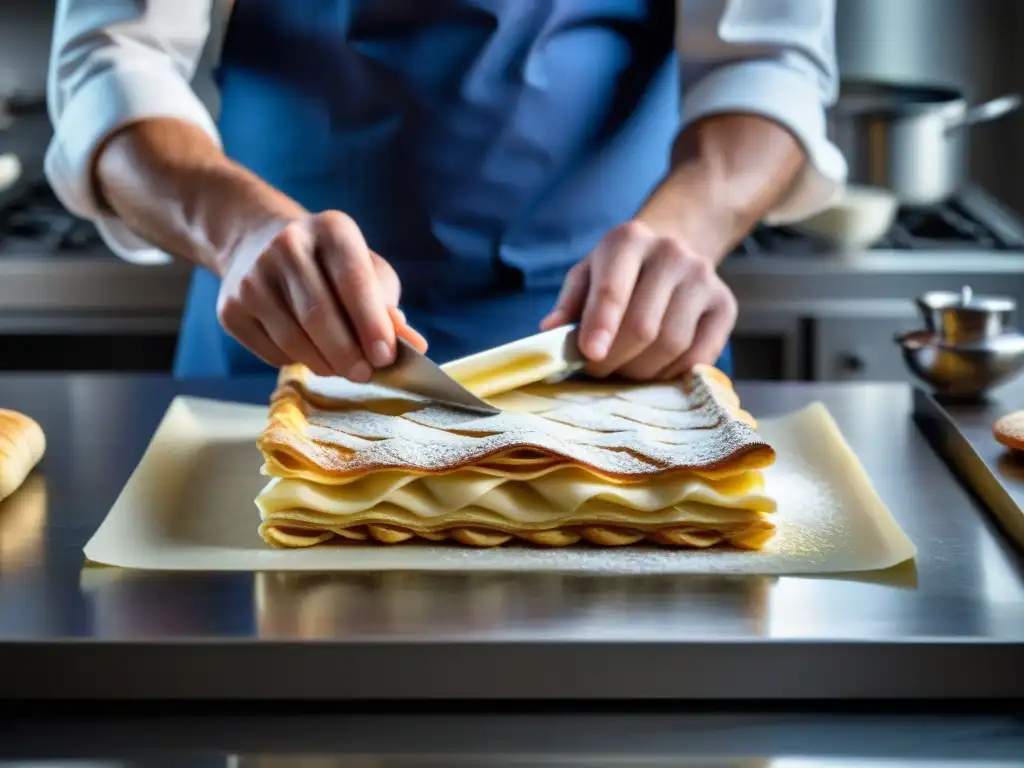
left=916, top=285, right=1016, bottom=344
left=829, top=80, right=1020, bottom=206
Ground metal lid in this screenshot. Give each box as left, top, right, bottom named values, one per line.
left=919, top=285, right=1015, bottom=314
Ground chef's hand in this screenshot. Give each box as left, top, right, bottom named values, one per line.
left=540, top=220, right=736, bottom=381
left=216, top=211, right=427, bottom=381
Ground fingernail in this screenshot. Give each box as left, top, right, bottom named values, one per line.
left=349, top=360, right=373, bottom=383
left=393, top=307, right=407, bottom=325
left=370, top=340, right=393, bottom=367
left=589, top=330, right=611, bottom=359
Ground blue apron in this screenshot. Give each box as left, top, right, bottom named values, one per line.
left=173, top=0, right=733, bottom=378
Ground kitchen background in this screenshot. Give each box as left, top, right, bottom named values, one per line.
left=3, top=0, right=1024, bottom=379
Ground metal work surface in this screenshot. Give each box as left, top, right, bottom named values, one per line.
left=1, top=711, right=1024, bottom=763
left=0, top=374, right=1022, bottom=700
left=913, top=387, right=1024, bottom=550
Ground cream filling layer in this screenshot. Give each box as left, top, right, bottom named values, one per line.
left=260, top=499, right=770, bottom=537
left=255, top=467, right=775, bottom=527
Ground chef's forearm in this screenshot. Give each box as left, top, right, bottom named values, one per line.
left=92, top=117, right=306, bottom=276
left=637, top=114, right=805, bottom=263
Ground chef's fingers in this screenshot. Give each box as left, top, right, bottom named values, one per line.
left=590, top=240, right=684, bottom=379
left=578, top=222, right=648, bottom=366
left=373, top=253, right=403, bottom=308
left=315, top=211, right=396, bottom=369
left=217, top=301, right=290, bottom=369
left=659, top=288, right=737, bottom=380
left=238, top=271, right=334, bottom=377
left=388, top=306, right=429, bottom=353
left=268, top=222, right=368, bottom=379
left=684, top=293, right=737, bottom=373
left=638, top=279, right=707, bottom=382
left=540, top=261, right=590, bottom=331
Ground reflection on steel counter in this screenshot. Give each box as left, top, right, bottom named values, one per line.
left=253, top=572, right=771, bottom=640
left=79, top=569, right=257, bottom=638
left=238, top=755, right=768, bottom=767
left=0, top=473, right=47, bottom=576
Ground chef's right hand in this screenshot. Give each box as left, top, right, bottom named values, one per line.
left=216, top=211, right=427, bottom=381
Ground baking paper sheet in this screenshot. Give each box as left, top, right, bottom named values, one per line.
left=83, top=397, right=916, bottom=574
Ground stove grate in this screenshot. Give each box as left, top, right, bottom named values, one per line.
left=0, top=180, right=103, bottom=253
left=738, top=186, right=1024, bottom=255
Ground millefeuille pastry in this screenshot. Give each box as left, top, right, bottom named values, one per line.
left=0, top=408, right=46, bottom=502
left=254, top=362, right=778, bottom=550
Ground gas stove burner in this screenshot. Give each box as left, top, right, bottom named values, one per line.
left=0, top=180, right=103, bottom=253
left=883, top=200, right=999, bottom=249
left=6, top=213, right=52, bottom=239
left=737, top=185, right=1024, bottom=255
left=6, top=209, right=73, bottom=238
left=60, top=220, right=103, bottom=250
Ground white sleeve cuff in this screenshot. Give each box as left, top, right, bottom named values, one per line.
left=681, top=59, right=848, bottom=224
left=45, top=64, right=221, bottom=265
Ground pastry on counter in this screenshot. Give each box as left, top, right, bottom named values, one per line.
left=993, top=410, right=1024, bottom=451
left=0, top=409, right=46, bottom=502
left=255, top=363, right=778, bottom=550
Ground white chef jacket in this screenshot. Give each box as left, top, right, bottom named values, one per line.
left=45, top=0, right=848, bottom=265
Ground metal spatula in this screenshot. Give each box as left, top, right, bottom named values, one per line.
left=372, top=338, right=501, bottom=415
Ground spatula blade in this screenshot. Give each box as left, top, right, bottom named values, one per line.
left=372, top=338, right=501, bottom=415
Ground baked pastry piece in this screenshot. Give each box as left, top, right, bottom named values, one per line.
left=993, top=410, right=1024, bottom=451
left=0, top=409, right=46, bottom=502
left=255, top=363, right=778, bottom=550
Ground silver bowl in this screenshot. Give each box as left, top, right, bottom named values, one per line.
left=896, top=330, right=1024, bottom=397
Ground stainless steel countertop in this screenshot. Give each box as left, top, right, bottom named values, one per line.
left=3, top=711, right=1024, bottom=763
left=913, top=388, right=1024, bottom=551
left=0, top=374, right=1022, bottom=700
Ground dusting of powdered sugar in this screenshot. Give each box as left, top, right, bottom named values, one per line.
left=267, top=366, right=770, bottom=478
left=614, top=383, right=696, bottom=411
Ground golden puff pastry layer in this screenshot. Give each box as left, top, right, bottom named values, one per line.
left=0, top=409, right=45, bottom=502
left=262, top=518, right=777, bottom=550
left=255, top=363, right=778, bottom=550
left=259, top=364, right=773, bottom=482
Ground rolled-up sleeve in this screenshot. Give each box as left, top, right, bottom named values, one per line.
left=676, top=0, right=847, bottom=223
left=45, top=0, right=218, bottom=264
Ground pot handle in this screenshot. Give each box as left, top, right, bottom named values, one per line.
left=946, top=94, right=1021, bottom=134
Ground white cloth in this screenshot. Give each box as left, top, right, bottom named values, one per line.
left=45, top=0, right=847, bottom=264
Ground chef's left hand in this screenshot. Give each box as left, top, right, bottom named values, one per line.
left=540, top=220, right=737, bottom=381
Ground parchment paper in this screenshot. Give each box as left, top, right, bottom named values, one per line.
left=83, top=397, right=916, bottom=574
